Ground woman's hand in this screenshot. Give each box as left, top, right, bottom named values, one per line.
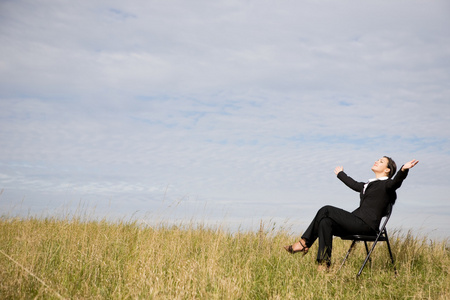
left=334, top=166, right=343, bottom=175
left=402, top=159, right=419, bottom=171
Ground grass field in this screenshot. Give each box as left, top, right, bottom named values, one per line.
left=0, top=215, right=448, bottom=299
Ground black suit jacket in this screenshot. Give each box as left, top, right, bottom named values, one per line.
left=337, top=167, right=409, bottom=231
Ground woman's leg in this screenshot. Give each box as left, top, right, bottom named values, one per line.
left=301, top=205, right=375, bottom=265
left=317, top=217, right=334, bottom=266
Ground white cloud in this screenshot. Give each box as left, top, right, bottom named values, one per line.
left=1, top=0, right=449, bottom=239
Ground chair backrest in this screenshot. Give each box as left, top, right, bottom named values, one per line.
left=378, top=203, right=394, bottom=233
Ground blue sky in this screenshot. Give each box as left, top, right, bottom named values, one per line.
left=1, top=0, right=449, bottom=239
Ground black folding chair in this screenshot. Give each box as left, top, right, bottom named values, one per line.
left=338, top=203, right=397, bottom=277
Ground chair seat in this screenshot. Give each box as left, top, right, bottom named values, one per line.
left=340, top=234, right=388, bottom=242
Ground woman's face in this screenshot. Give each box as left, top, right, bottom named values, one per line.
left=372, top=157, right=390, bottom=175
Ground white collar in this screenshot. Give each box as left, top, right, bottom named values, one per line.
left=363, top=176, right=388, bottom=194
left=368, top=176, right=389, bottom=182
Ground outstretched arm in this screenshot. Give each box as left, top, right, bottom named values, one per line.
left=388, top=159, right=419, bottom=190
left=335, top=166, right=364, bottom=192
left=401, top=159, right=419, bottom=171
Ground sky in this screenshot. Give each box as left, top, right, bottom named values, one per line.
left=1, top=0, right=449, bottom=240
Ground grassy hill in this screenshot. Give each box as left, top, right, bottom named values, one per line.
left=1, top=216, right=448, bottom=299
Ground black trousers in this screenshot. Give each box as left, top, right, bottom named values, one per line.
left=301, top=205, right=376, bottom=265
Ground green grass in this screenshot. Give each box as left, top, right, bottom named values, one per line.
left=0, top=216, right=448, bottom=299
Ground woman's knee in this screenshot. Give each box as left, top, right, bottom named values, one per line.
left=318, top=205, right=335, bottom=216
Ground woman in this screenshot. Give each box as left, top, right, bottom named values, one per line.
left=284, top=157, right=419, bottom=270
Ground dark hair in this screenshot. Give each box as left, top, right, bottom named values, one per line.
left=384, top=156, right=397, bottom=178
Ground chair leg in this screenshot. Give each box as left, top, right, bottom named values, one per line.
left=338, top=240, right=356, bottom=272
left=357, top=240, right=379, bottom=277
left=363, top=241, right=372, bottom=266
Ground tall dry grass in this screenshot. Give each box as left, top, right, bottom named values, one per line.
left=0, top=216, right=448, bottom=299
